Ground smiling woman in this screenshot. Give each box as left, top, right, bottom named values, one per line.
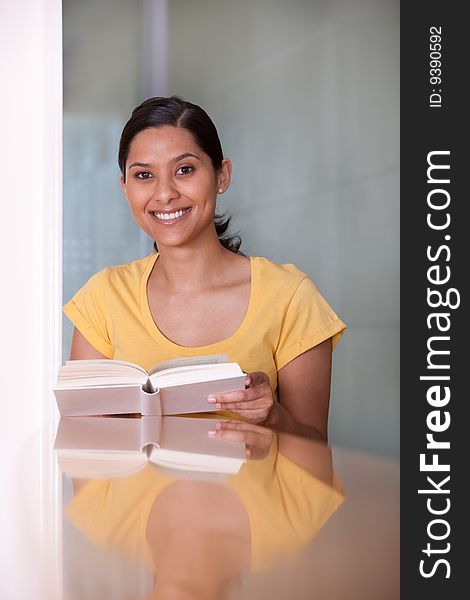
left=65, top=96, right=346, bottom=441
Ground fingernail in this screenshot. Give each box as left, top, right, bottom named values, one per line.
left=215, top=403, right=222, bottom=409
left=208, top=429, right=217, bottom=436
left=207, top=396, right=216, bottom=403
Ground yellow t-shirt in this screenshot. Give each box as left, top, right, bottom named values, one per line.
left=64, top=253, right=346, bottom=392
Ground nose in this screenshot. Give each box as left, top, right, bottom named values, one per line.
left=153, top=175, right=179, bottom=205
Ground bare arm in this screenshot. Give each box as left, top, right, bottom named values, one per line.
left=69, top=327, right=107, bottom=360
left=272, top=338, right=332, bottom=441
left=277, top=432, right=333, bottom=483
left=211, top=338, right=333, bottom=442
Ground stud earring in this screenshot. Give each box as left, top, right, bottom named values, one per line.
left=218, top=187, right=223, bottom=193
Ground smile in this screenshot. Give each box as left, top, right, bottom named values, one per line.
left=150, top=208, right=192, bottom=223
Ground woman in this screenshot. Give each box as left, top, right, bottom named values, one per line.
left=65, top=96, right=345, bottom=441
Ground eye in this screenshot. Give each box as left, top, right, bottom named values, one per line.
left=135, top=171, right=152, bottom=180
left=176, top=165, right=194, bottom=176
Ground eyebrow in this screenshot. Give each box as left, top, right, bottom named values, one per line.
left=173, top=152, right=201, bottom=163
left=128, top=162, right=152, bottom=169
left=128, top=153, right=201, bottom=170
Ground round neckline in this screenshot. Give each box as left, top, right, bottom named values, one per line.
left=140, top=253, right=257, bottom=354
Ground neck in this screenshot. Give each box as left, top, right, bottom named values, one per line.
left=154, top=237, right=236, bottom=291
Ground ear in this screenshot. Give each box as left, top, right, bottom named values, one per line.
left=217, top=158, right=232, bottom=194
left=120, top=175, right=128, bottom=200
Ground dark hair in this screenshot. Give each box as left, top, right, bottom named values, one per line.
left=118, top=95, right=241, bottom=253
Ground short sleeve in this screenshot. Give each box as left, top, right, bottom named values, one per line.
left=63, top=269, right=114, bottom=357
left=275, top=277, right=346, bottom=371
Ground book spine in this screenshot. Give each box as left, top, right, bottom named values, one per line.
left=140, top=389, right=162, bottom=416
left=140, top=416, right=163, bottom=447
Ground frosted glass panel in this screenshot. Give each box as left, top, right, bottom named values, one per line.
left=63, top=115, right=145, bottom=277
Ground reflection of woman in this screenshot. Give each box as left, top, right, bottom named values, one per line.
left=65, top=96, right=345, bottom=440
left=66, top=425, right=344, bottom=599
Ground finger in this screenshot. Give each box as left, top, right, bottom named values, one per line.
left=246, top=371, right=270, bottom=386
left=208, top=389, right=247, bottom=403
left=208, top=428, right=248, bottom=444
left=208, top=387, right=263, bottom=407
left=207, top=429, right=271, bottom=458
left=217, top=395, right=271, bottom=411
left=215, top=420, right=268, bottom=434
left=219, top=399, right=271, bottom=412
left=211, top=379, right=272, bottom=404
left=232, top=409, right=271, bottom=424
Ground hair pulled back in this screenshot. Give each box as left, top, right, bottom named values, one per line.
left=118, top=96, right=241, bottom=253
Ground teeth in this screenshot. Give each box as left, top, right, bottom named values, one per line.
left=153, top=209, right=187, bottom=221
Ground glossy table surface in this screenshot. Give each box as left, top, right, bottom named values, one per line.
left=57, top=415, right=399, bottom=600
left=0, top=415, right=399, bottom=600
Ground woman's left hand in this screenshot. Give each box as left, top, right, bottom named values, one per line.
left=208, top=420, right=274, bottom=459
left=207, top=371, right=274, bottom=424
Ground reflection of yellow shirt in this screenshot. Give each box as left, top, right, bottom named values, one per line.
left=229, top=439, right=345, bottom=571
left=64, top=254, right=345, bottom=393
left=66, top=438, right=345, bottom=572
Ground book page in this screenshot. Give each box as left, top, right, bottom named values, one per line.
left=150, top=363, right=244, bottom=388
left=149, top=416, right=246, bottom=475
left=149, top=449, right=244, bottom=475
left=65, top=359, right=148, bottom=374
left=148, top=354, right=228, bottom=377
left=57, top=450, right=147, bottom=479
left=57, top=360, right=148, bottom=388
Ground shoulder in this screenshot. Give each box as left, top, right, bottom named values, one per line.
left=250, top=257, right=346, bottom=359
left=86, top=254, right=156, bottom=291
left=70, top=254, right=156, bottom=307
left=105, top=253, right=156, bottom=282
left=250, top=255, right=342, bottom=326
left=251, top=256, right=312, bottom=296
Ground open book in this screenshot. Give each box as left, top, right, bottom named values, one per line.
left=54, top=416, right=247, bottom=479
left=54, top=354, right=246, bottom=417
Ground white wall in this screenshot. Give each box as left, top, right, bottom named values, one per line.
left=0, top=0, right=62, bottom=598
left=167, top=0, right=400, bottom=456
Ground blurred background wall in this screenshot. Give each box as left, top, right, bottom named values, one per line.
left=63, top=0, right=399, bottom=458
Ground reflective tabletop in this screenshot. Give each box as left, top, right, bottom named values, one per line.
left=55, top=415, right=399, bottom=600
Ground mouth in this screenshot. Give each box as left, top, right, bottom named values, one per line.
left=149, top=207, right=192, bottom=224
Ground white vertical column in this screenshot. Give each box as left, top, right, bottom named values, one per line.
left=141, top=0, right=168, bottom=99
left=0, top=1, right=62, bottom=598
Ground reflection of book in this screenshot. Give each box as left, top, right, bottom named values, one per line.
left=53, top=354, right=245, bottom=416
left=54, top=416, right=246, bottom=479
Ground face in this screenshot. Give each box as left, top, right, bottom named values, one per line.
left=121, top=126, right=231, bottom=250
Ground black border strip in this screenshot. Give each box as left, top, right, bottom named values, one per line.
left=401, top=2, right=465, bottom=596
